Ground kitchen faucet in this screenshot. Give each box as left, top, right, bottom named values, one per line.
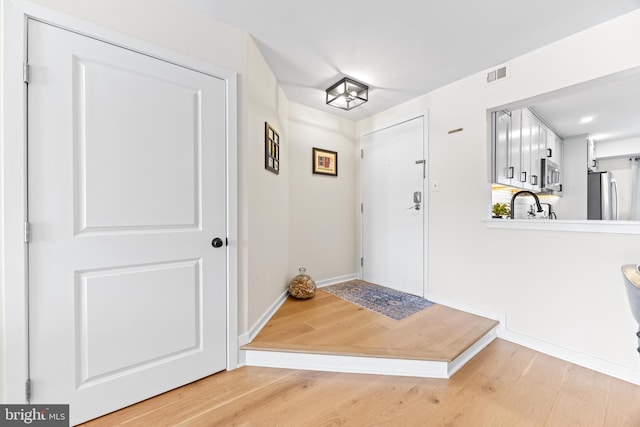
left=509, top=190, right=544, bottom=219
left=541, top=202, right=557, bottom=219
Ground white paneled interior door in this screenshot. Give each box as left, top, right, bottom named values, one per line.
left=361, top=117, right=425, bottom=296
left=27, top=20, right=227, bottom=425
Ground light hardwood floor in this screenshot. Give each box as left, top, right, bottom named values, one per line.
left=81, top=339, right=640, bottom=426
left=81, top=290, right=640, bottom=426
left=243, top=290, right=499, bottom=361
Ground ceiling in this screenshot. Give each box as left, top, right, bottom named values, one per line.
left=175, top=0, right=640, bottom=121
left=529, top=71, right=640, bottom=144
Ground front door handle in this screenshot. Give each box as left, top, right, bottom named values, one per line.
left=408, top=191, right=422, bottom=210
left=211, top=238, right=224, bottom=248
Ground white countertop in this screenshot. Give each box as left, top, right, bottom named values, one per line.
left=484, top=218, right=640, bottom=234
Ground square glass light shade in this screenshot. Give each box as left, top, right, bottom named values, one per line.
left=326, top=77, right=369, bottom=110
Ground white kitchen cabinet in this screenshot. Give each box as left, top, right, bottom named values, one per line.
left=492, top=110, right=518, bottom=187
left=539, top=125, right=564, bottom=194
left=492, top=108, right=563, bottom=194
left=543, top=125, right=561, bottom=163
left=554, top=135, right=564, bottom=193
left=587, top=134, right=597, bottom=171
left=520, top=108, right=543, bottom=191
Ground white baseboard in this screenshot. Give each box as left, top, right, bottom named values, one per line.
left=244, top=327, right=496, bottom=379
left=238, top=290, right=289, bottom=348
left=499, top=330, right=640, bottom=386
left=315, top=273, right=358, bottom=288
left=447, top=328, right=497, bottom=377
left=238, top=273, right=358, bottom=349
left=430, top=293, right=640, bottom=386
left=245, top=350, right=450, bottom=378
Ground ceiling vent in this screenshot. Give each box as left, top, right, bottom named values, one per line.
left=486, top=63, right=510, bottom=85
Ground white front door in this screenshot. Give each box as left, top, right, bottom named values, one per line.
left=27, top=20, right=227, bottom=425
left=361, top=117, right=425, bottom=296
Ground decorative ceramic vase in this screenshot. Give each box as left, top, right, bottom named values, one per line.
left=288, top=267, right=316, bottom=299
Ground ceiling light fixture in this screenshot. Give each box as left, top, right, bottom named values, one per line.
left=580, top=116, right=594, bottom=123
left=326, top=77, right=369, bottom=111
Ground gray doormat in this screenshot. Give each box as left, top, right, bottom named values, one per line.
left=321, top=280, right=434, bottom=321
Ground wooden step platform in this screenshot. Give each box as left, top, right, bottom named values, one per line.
left=242, top=289, right=498, bottom=378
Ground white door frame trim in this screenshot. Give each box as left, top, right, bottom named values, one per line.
left=1, top=0, right=239, bottom=402
left=358, top=113, right=429, bottom=298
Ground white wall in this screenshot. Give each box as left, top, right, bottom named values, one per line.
left=288, top=102, right=358, bottom=282
left=24, top=0, right=248, bottom=70
left=245, top=38, right=290, bottom=332
left=358, top=9, right=640, bottom=376
left=597, top=137, right=640, bottom=159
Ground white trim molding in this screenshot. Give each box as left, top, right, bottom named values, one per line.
left=246, top=351, right=451, bottom=378
left=239, top=289, right=289, bottom=348
left=485, top=218, right=640, bottom=235
left=238, top=273, right=358, bottom=350
left=1, top=0, right=29, bottom=403
left=499, top=329, right=640, bottom=386
left=315, top=273, right=358, bottom=288
left=244, top=328, right=496, bottom=379
left=431, top=294, right=640, bottom=386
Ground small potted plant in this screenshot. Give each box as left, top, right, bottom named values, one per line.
left=491, top=202, right=511, bottom=219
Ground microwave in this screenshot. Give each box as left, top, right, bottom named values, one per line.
left=541, top=158, right=561, bottom=192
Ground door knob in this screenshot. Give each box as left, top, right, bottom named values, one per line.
left=211, top=238, right=224, bottom=248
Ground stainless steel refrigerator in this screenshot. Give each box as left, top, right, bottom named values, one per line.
left=588, top=171, right=619, bottom=220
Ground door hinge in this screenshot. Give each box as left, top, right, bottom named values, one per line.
left=360, top=257, right=363, bottom=267
left=24, top=221, right=31, bottom=243
left=360, top=203, right=363, bottom=213
left=25, top=378, right=31, bottom=403
left=23, top=63, right=30, bottom=84
left=360, top=149, right=363, bottom=159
